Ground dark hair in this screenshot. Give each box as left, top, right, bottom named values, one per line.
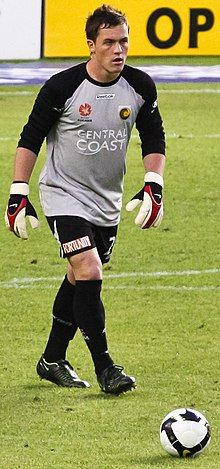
left=85, top=4, right=128, bottom=41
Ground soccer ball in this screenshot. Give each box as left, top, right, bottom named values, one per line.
left=160, top=408, right=211, bottom=458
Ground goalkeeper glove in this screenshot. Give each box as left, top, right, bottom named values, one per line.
left=5, top=182, right=39, bottom=239
left=126, top=172, right=163, bottom=229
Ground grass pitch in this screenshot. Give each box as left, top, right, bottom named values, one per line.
left=0, top=69, right=219, bottom=468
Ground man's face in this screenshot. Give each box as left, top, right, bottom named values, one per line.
left=88, top=23, right=129, bottom=80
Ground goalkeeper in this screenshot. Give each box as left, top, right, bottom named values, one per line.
left=5, top=4, right=165, bottom=395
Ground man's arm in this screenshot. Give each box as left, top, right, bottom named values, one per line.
left=13, top=147, right=38, bottom=181
left=5, top=79, right=61, bottom=239
left=143, top=152, right=165, bottom=177
left=126, top=70, right=166, bottom=230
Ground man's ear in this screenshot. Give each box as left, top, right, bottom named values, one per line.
left=87, top=39, right=95, bottom=55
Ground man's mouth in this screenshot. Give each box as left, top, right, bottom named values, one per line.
left=112, top=57, right=123, bottom=64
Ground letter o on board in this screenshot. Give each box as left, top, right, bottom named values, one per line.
left=146, top=8, right=182, bottom=48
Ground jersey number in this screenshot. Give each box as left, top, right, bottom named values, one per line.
left=104, top=236, right=116, bottom=260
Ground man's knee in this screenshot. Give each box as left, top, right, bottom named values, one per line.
left=68, top=248, right=102, bottom=280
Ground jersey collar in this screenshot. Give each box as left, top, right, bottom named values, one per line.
left=85, top=61, right=122, bottom=87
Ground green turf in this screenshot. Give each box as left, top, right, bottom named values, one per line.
left=1, top=55, right=219, bottom=66
left=127, top=56, right=220, bottom=66
left=0, top=67, right=219, bottom=468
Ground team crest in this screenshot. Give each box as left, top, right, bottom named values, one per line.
left=119, top=106, right=131, bottom=120
left=79, top=103, right=92, bottom=117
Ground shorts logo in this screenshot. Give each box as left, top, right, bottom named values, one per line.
left=119, top=106, right=131, bottom=120
left=62, top=236, right=91, bottom=254
left=79, top=103, right=92, bottom=117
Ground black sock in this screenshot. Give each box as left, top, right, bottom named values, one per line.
left=73, top=280, right=113, bottom=375
left=99, top=298, right=105, bottom=323
left=44, top=275, right=77, bottom=362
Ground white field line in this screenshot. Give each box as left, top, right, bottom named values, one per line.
left=105, top=268, right=220, bottom=278
left=0, top=137, right=17, bottom=141
left=2, top=133, right=220, bottom=142
left=0, top=91, right=34, bottom=96
left=0, top=89, right=220, bottom=97
left=1, top=285, right=219, bottom=292
left=0, top=268, right=219, bottom=290
left=131, top=133, right=220, bottom=140
left=167, top=133, right=220, bottom=139
left=106, top=285, right=219, bottom=292
left=159, top=89, right=220, bottom=94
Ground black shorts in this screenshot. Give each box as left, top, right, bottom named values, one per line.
left=46, top=216, right=118, bottom=264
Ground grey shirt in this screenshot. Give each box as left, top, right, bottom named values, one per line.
left=18, top=62, right=165, bottom=226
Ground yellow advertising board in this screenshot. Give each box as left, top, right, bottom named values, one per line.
left=43, top=0, right=220, bottom=56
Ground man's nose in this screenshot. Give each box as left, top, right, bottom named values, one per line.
left=114, top=42, right=123, bottom=53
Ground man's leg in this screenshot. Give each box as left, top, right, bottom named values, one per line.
left=69, top=248, right=113, bottom=374
left=37, top=215, right=135, bottom=393
left=43, top=273, right=77, bottom=363
left=69, top=248, right=136, bottom=395
left=36, top=264, right=90, bottom=388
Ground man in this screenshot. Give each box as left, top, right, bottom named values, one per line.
left=5, top=5, right=165, bottom=395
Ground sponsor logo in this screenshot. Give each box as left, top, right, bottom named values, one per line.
left=62, top=236, right=91, bottom=254
left=79, top=103, right=92, bottom=117
left=96, top=93, right=115, bottom=100
left=119, top=106, right=131, bottom=120
left=151, top=99, right=158, bottom=113
left=76, top=128, right=127, bottom=155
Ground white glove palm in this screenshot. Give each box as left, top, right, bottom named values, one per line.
left=5, top=182, right=39, bottom=239
left=126, top=172, right=164, bottom=229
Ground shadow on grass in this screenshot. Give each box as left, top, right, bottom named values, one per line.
left=23, top=383, right=135, bottom=400
left=123, top=454, right=196, bottom=467
left=82, top=389, right=137, bottom=400
left=129, top=455, right=171, bottom=465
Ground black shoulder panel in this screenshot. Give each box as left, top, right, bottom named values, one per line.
left=42, top=62, right=87, bottom=108
left=18, top=63, right=87, bottom=155
left=122, top=64, right=157, bottom=101
left=122, top=64, right=165, bottom=157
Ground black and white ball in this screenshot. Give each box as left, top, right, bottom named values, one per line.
left=160, top=408, right=211, bottom=457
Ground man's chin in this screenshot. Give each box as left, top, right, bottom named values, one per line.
left=111, top=62, right=125, bottom=73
